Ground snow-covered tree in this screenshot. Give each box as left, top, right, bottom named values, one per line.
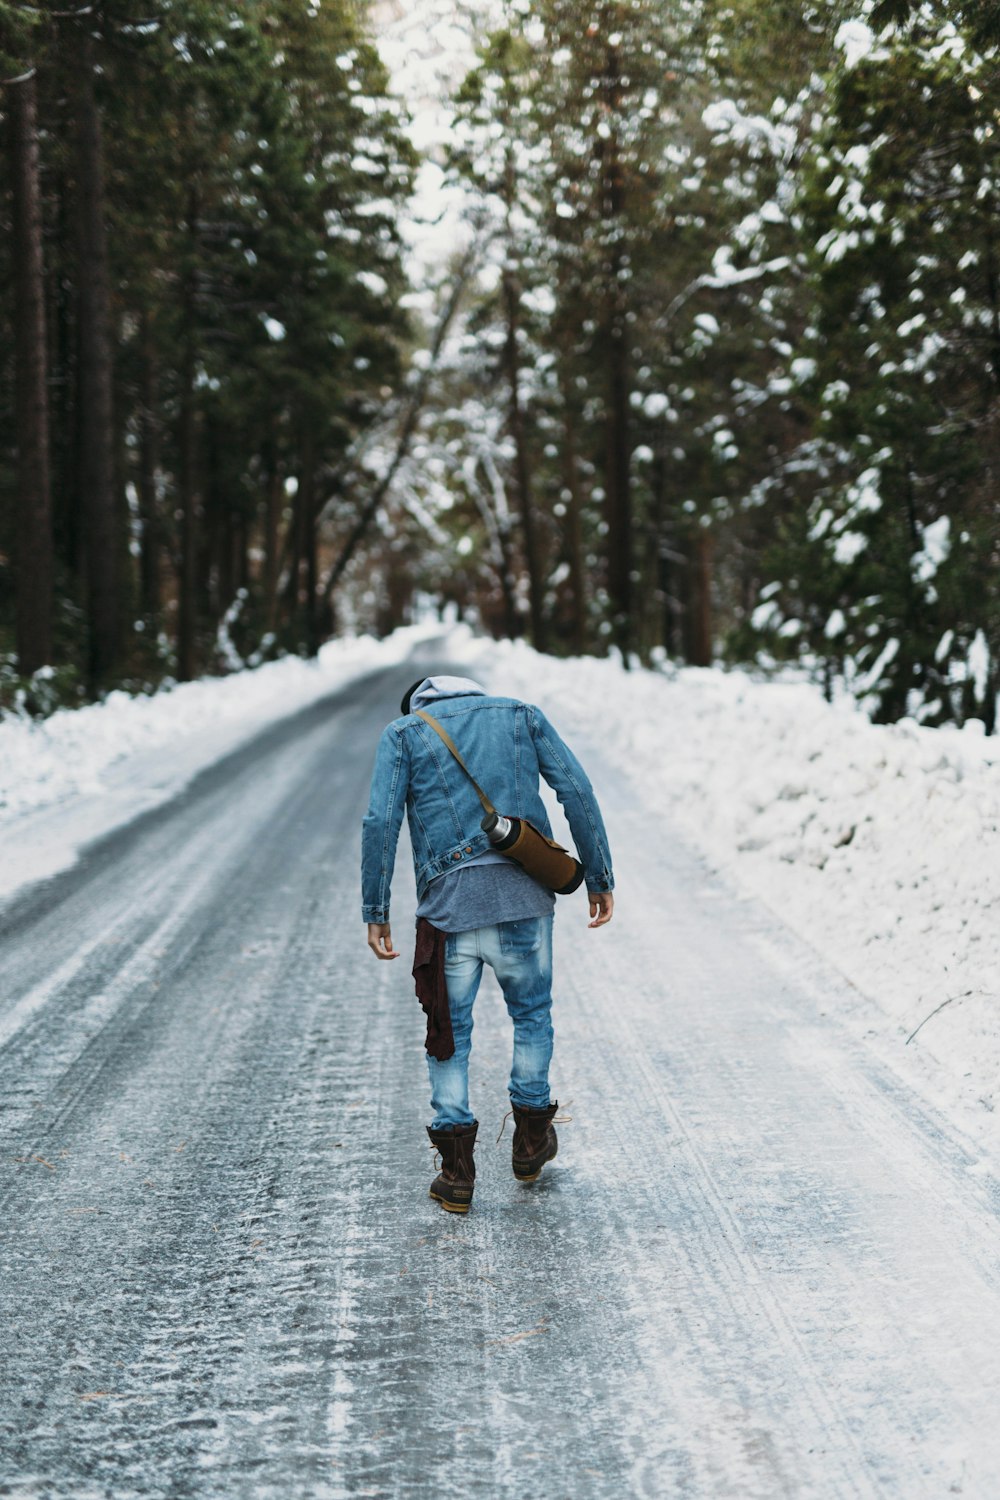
left=752, top=9, right=999, bottom=728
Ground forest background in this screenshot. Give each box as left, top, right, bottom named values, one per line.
left=1, top=0, right=997, bottom=732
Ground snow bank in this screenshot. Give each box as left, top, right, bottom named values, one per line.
left=0, top=626, right=437, bottom=900
left=456, top=637, right=1000, bottom=1145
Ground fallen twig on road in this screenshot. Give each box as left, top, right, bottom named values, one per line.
left=906, top=990, right=975, bottom=1045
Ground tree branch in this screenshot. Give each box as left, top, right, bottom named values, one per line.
left=317, top=234, right=487, bottom=608
left=905, top=989, right=976, bottom=1044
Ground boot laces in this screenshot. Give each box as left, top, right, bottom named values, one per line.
left=495, top=1101, right=573, bottom=1145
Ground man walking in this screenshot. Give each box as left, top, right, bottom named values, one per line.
left=362, top=674, right=614, bottom=1213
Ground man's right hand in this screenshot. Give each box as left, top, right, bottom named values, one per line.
left=367, top=923, right=400, bottom=959
left=588, top=892, right=614, bottom=928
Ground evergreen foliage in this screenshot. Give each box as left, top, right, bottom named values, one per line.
left=2, top=0, right=997, bottom=732
left=754, top=10, right=1000, bottom=728
left=406, top=0, right=997, bottom=728
left=0, top=0, right=415, bottom=705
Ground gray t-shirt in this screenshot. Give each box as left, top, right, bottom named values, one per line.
left=415, top=853, right=555, bottom=933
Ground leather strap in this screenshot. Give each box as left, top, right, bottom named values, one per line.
left=415, top=710, right=497, bottom=818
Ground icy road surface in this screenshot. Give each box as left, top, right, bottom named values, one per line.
left=2, top=649, right=1000, bottom=1499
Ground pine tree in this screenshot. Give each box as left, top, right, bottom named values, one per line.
left=755, top=12, right=1000, bottom=728
left=0, top=0, right=418, bottom=703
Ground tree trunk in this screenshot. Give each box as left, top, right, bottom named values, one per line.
left=470, top=454, right=521, bottom=640
left=137, top=313, right=162, bottom=620
left=236, top=516, right=250, bottom=592
left=10, top=71, right=54, bottom=676
left=502, top=251, right=547, bottom=652
left=260, top=437, right=283, bottom=633
left=689, top=528, right=714, bottom=667
left=176, top=187, right=202, bottom=682
left=74, top=34, right=120, bottom=687
left=52, top=157, right=77, bottom=576
left=384, top=547, right=414, bottom=636
left=177, top=343, right=200, bottom=681
left=601, top=37, right=633, bottom=665
left=982, top=663, right=997, bottom=737
left=490, top=501, right=520, bottom=642
left=650, top=448, right=682, bottom=658
left=605, top=307, right=632, bottom=661
left=205, top=413, right=228, bottom=623
left=560, top=379, right=587, bottom=656
left=300, top=428, right=320, bottom=656
left=215, top=508, right=233, bottom=625
left=981, top=219, right=1000, bottom=394
left=282, top=462, right=308, bottom=640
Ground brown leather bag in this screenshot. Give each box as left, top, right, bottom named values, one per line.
left=415, top=710, right=584, bottom=895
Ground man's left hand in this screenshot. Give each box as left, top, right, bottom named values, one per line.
left=588, top=891, right=614, bottom=928
left=367, top=923, right=400, bottom=960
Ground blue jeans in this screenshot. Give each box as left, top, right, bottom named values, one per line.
left=427, top=916, right=554, bottom=1129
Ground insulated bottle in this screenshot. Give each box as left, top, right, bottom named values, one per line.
left=481, top=810, right=585, bottom=894
left=482, top=811, right=520, bottom=851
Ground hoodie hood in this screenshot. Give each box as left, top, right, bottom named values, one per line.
left=409, top=676, right=488, bottom=715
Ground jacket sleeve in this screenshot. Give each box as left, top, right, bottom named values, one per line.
left=361, top=725, right=410, bottom=923
left=527, top=706, right=614, bottom=894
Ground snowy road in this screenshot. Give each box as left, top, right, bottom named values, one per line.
left=2, top=647, right=1000, bottom=1499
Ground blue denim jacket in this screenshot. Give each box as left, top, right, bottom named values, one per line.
left=361, top=689, right=614, bottom=922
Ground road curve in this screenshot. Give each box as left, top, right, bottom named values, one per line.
left=2, top=647, right=1000, bottom=1499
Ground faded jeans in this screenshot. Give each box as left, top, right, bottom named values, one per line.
left=427, top=916, right=554, bottom=1129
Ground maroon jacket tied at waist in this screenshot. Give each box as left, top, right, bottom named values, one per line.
left=412, top=917, right=454, bottom=1061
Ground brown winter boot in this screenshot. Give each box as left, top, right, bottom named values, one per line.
left=511, top=1102, right=559, bottom=1181
left=427, top=1121, right=478, bottom=1213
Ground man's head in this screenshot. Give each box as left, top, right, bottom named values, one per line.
left=400, top=678, right=426, bottom=717
left=400, top=676, right=488, bottom=716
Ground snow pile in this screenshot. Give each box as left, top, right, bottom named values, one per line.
left=0, top=626, right=437, bottom=898
left=458, top=637, right=1000, bottom=1139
